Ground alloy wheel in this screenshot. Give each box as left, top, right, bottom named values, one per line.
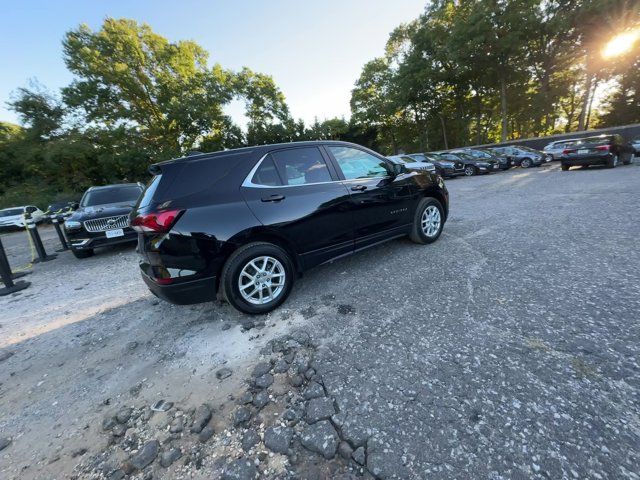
left=238, top=256, right=286, bottom=305
left=421, top=205, right=441, bottom=238
left=464, top=166, right=475, bottom=176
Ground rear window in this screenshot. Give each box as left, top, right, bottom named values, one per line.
left=153, top=153, right=249, bottom=201
left=81, top=185, right=142, bottom=207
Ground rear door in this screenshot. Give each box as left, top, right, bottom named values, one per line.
left=240, top=146, right=354, bottom=269
left=324, top=144, right=416, bottom=250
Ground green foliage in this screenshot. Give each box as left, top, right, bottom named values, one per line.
left=350, top=0, right=640, bottom=155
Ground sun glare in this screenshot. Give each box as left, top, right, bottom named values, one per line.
left=602, top=27, right=640, bottom=58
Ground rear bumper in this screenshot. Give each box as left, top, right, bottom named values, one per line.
left=561, top=154, right=610, bottom=166
left=141, top=270, right=216, bottom=304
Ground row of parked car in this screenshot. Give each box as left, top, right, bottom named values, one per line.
left=387, top=133, right=640, bottom=177
left=388, top=144, right=549, bottom=178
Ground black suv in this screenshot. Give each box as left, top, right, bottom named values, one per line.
left=131, top=141, right=449, bottom=314
left=560, top=134, right=634, bottom=170
left=64, top=183, right=143, bottom=258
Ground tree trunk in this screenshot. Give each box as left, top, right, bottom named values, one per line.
left=585, top=79, right=598, bottom=130
left=500, top=77, right=508, bottom=142
left=578, top=68, right=593, bottom=131
left=438, top=114, right=448, bottom=150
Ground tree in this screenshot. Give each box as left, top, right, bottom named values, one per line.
left=62, top=18, right=236, bottom=157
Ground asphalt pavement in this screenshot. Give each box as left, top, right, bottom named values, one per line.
left=1, top=161, right=638, bottom=479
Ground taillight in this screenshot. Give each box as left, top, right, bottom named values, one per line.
left=562, top=149, right=576, bottom=154
left=131, top=209, right=184, bottom=233
left=595, top=145, right=610, bottom=151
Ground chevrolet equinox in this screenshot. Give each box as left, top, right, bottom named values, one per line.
left=131, top=141, right=449, bottom=314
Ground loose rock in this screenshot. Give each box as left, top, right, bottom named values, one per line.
left=241, top=429, right=260, bottom=452
left=233, top=406, right=252, bottom=427
left=160, top=447, right=182, bottom=468
left=254, top=373, right=274, bottom=389
left=216, top=367, right=232, bottom=380
left=252, top=390, right=270, bottom=409
left=115, top=407, right=132, bottom=424
left=302, top=382, right=325, bottom=400
left=290, top=374, right=304, bottom=387
left=273, top=359, right=289, bottom=373
left=198, top=425, right=215, bottom=442
left=305, top=397, right=336, bottom=424
left=252, top=362, right=272, bottom=377
left=169, top=417, right=183, bottom=433
left=352, top=446, right=366, bottom=465
left=190, top=404, right=212, bottom=433
left=264, top=425, right=293, bottom=454
left=222, top=458, right=258, bottom=480
left=129, top=440, right=159, bottom=470
left=0, top=437, right=11, bottom=451
left=300, top=420, right=339, bottom=459
left=338, top=441, right=354, bottom=460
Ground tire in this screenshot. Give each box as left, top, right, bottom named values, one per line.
left=561, top=164, right=570, bottom=171
left=464, top=165, right=476, bottom=176
left=521, top=158, right=532, bottom=168
left=607, top=154, right=618, bottom=168
left=220, top=242, right=295, bottom=314
left=72, top=248, right=94, bottom=259
left=409, top=197, right=444, bottom=245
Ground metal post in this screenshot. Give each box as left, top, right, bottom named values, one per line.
left=51, top=216, right=69, bottom=252
left=25, top=213, right=57, bottom=263
left=0, top=237, right=30, bottom=296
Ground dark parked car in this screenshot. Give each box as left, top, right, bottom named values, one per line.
left=435, top=152, right=499, bottom=176
left=131, top=141, right=449, bottom=314
left=488, top=146, right=544, bottom=168
left=451, top=148, right=512, bottom=170
left=387, top=155, right=436, bottom=173
left=560, top=134, right=634, bottom=170
left=64, top=183, right=144, bottom=258
left=406, top=153, right=465, bottom=178
left=629, top=136, right=640, bottom=157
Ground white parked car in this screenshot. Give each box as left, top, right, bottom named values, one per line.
left=0, top=205, right=45, bottom=230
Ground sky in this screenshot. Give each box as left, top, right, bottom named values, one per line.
left=0, top=0, right=426, bottom=128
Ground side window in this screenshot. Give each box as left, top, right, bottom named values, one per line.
left=270, top=147, right=332, bottom=185
left=251, top=156, right=282, bottom=186
left=26, top=206, right=37, bottom=213
left=328, top=146, right=388, bottom=180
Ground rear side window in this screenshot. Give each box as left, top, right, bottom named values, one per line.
left=252, top=156, right=282, bottom=186
left=271, top=147, right=332, bottom=185
left=138, top=175, right=162, bottom=208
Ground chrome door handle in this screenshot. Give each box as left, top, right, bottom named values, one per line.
left=351, top=185, right=367, bottom=191
left=261, top=194, right=285, bottom=202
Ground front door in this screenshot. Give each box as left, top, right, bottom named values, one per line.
left=324, top=145, right=416, bottom=250
left=240, top=146, right=354, bottom=269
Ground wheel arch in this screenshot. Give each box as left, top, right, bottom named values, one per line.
left=225, top=227, right=302, bottom=275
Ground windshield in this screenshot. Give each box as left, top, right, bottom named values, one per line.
left=0, top=208, right=24, bottom=217
left=468, top=149, right=491, bottom=158
left=81, top=185, right=142, bottom=207
left=408, top=154, right=427, bottom=162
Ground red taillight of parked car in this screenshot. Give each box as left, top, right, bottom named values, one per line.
left=562, top=148, right=575, bottom=154
left=130, top=209, right=184, bottom=233
left=595, top=144, right=610, bottom=151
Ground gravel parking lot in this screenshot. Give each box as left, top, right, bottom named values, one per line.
left=1, top=162, right=639, bottom=479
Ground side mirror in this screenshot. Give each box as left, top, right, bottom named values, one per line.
left=388, top=163, right=406, bottom=176
left=71, top=202, right=79, bottom=210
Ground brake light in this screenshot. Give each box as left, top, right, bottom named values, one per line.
left=131, top=209, right=184, bottom=233
left=595, top=145, right=610, bottom=151
left=562, top=149, right=576, bottom=154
